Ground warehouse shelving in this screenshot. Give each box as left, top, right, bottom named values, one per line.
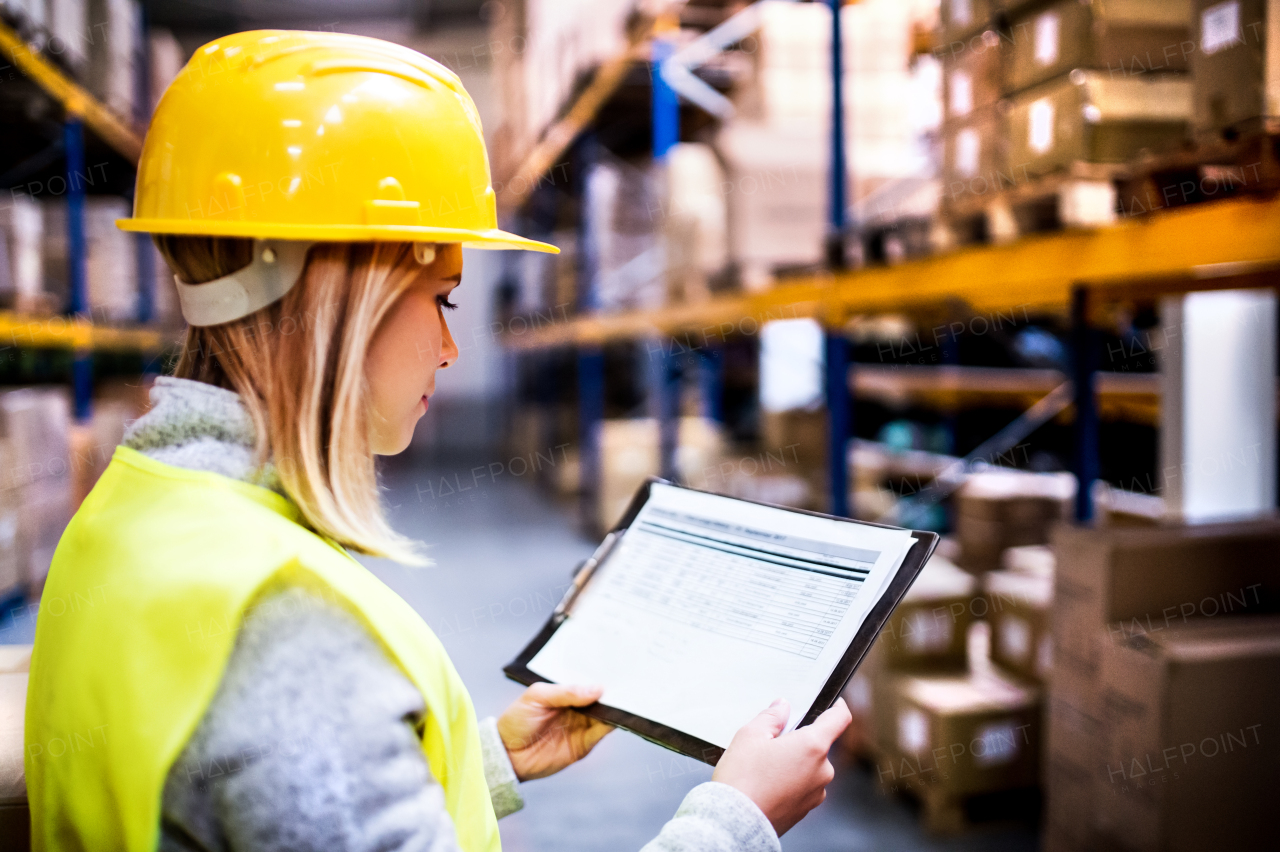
left=0, top=21, right=144, bottom=165
left=0, top=16, right=168, bottom=421
left=503, top=193, right=1280, bottom=349
left=495, top=2, right=1280, bottom=529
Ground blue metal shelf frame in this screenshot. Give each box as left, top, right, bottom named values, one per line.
left=1071, top=286, right=1099, bottom=522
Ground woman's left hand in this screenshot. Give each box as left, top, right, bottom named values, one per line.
left=497, top=683, right=614, bottom=781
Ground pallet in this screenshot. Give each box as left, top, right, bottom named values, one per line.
left=870, top=745, right=1042, bottom=834
left=938, top=161, right=1130, bottom=250
left=1117, top=124, right=1280, bottom=218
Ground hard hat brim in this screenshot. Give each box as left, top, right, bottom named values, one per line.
left=116, top=219, right=560, bottom=254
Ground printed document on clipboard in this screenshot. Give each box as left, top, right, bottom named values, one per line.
left=505, top=479, right=939, bottom=764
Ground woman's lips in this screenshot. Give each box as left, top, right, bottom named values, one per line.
left=421, top=395, right=429, bottom=411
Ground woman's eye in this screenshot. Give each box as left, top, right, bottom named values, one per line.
left=437, top=295, right=458, bottom=311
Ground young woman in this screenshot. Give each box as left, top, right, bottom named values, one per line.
left=25, top=31, right=849, bottom=852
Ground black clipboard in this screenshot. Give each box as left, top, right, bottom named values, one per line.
left=504, top=477, right=939, bottom=766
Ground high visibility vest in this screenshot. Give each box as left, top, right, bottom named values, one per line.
left=25, top=445, right=500, bottom=852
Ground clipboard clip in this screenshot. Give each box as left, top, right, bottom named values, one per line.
left=552, top=530, right=621, bottom=621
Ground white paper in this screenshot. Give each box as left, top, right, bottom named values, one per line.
left=528, top=484, right=916, bottom=749
left=1201, top=1, right=1241, bottom=55
left=1034, top=12, right=1060, bottom=67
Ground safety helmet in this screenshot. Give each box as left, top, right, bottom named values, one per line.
left=117, top=30, right=557, bottom=326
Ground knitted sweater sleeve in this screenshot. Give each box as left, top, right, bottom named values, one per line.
left=157, top=587, right=777, bottom=852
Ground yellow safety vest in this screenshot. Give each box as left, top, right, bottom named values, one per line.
left=25, top=445, right=501, bottom=852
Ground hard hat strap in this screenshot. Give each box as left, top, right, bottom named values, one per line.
left=174, top=239, right=314, bottom=327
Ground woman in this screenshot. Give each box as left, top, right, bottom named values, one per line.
left=25, top=31, right=849, bottom=852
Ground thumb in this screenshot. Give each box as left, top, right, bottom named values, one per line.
left=807, top=697, right=853, bottom=748
left=524, top=682, right=604, bottom=708
left=742, top=698, right=790, bottom=738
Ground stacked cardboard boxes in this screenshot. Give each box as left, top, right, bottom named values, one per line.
left=940, top=30, right=1008, bottom=198
left=883, top=670, right=1042, bottom=831
left=1044, top=519, right=1280, bottom=850
left=1003, top=0, right=1194, bottom=175
left=0, top=388, right=74, bottom=597
left=954, top=469, right=1073, bottom=571
left=1189, top=0, right=1280, bottom=137
left=488, top=0, right=634, bottom=183
left=984, top=549, right=1055, bottom=683
left=596, top=417, right=725, bottom=531
left=723, top=0, right=940, bottom=284
left=1006, top=71, right=1194, bottom=176
left=1003, top=0, right=1192, bottom=94
left=1095, top=617, right=1280, bottom=851
left=847, top=554, right=979, bottom=756
left=857, top=554, right=1046, bottom=830
left=85, top=0, right=142, bottom=121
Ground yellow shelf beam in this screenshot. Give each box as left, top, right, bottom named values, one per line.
left=0, top=20, right=144, bottom=164
left=0, top=313, right=173, bottom=352
left=854, top=365, right=1161, bottom=425
left=502, top=194, right=1280, bottom=350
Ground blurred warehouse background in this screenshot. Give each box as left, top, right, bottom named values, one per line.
left=1, top=0, right=1279, bottom=850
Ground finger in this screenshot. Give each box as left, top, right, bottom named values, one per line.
left=740, top=697, right=790, bottom=738
left=524, top=682, right=605, bottom=708
left=579, top=719, right=615, bottom=752
left=807, top=698, right=853, bottom=747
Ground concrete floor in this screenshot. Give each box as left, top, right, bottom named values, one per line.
left=367, top=451, right=1042, bottom=852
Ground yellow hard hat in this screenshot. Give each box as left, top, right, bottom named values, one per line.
left=117, top=29, right=557, bottom=254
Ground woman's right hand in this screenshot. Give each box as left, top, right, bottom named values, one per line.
left=711, top=697, right=852, bottom=836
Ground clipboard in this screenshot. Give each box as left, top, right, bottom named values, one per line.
left=504, top=477, right=939, bottom=766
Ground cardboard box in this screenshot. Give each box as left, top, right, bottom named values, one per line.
left=941, top=0, right=996, bottom=42
left=1005, top=71, right=1192, bottom=176
left=941, top=106, right=1010, bottom=210
left=1051, top=519, right=1280, bottom=684
left=597, top=418, right=725, bottom=531
left=1043, top=752, right=1099, bottom=851
left=955, top=470, right=1072, bottom=571
left=1005, top=0, right=1192, bottom=94
left=885, top=669, right=1042, bottom=796
left=1002, top=543, right=1055, bottom=575
left=942, top=29, right=1004, bottom=122
left=1190, top=0, right=1279, bottom=136
left=878, top=554, right=979, bottom=671
left=1096, top=617, right=1280, bottom=851
left=985, top=567, right=1054, bottom=682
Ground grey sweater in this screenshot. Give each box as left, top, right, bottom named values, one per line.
left=124, top=376, right=780, bottom=852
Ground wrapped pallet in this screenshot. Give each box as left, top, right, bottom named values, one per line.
left=585, top=157, right=666, bottom=313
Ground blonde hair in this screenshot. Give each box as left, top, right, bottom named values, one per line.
left=154, top=235, right=428, bottom=566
